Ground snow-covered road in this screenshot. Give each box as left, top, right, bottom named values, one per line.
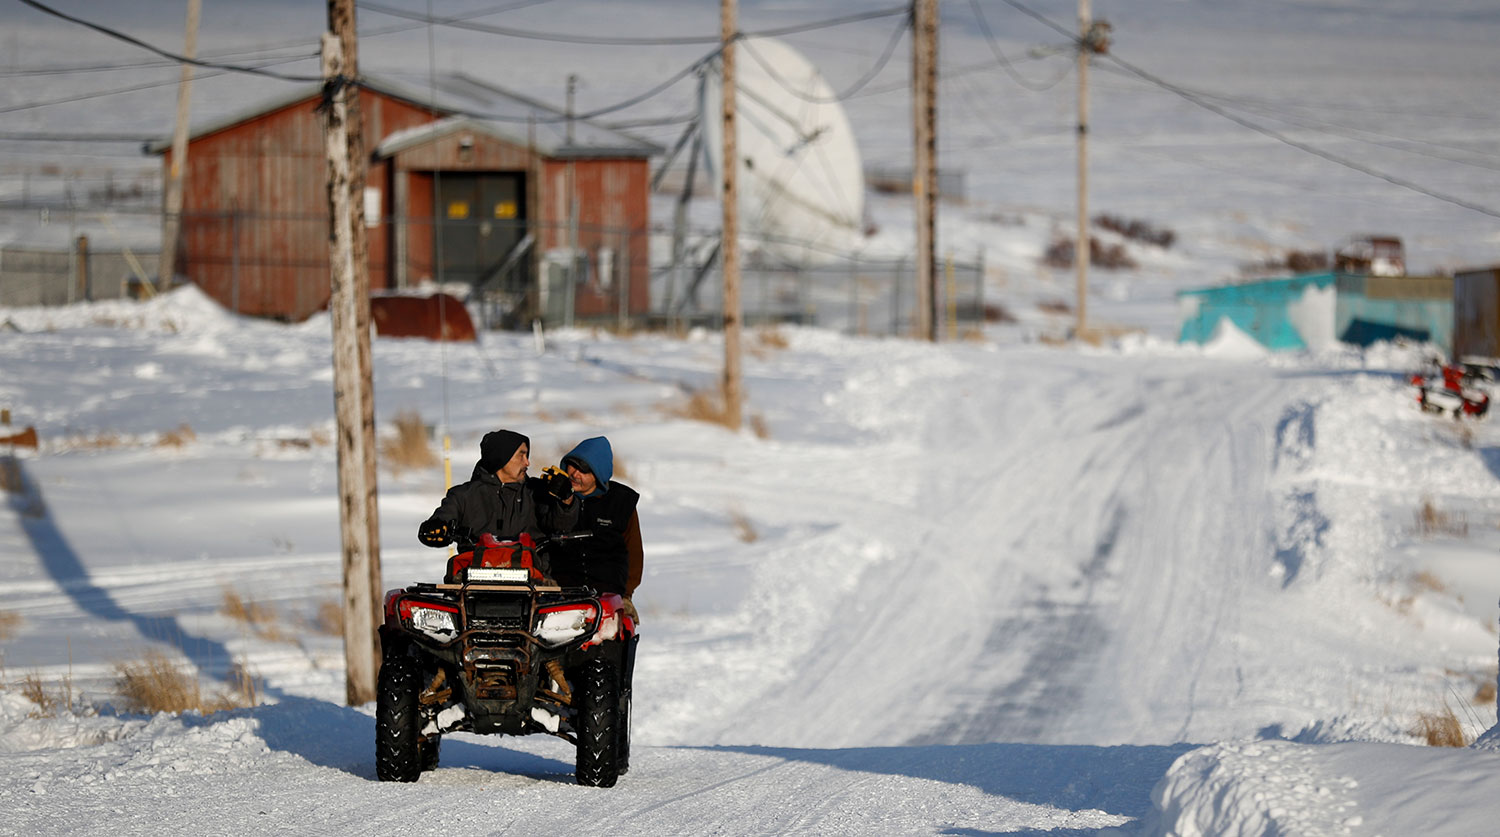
left=3, top=291, right=1499, bottom=834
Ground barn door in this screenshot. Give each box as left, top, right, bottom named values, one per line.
left=436, top=173, right=526, bottom=289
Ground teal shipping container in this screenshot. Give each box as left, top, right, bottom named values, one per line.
left=1178, top=272, right=1454, bottom=352
left=1177, top=273, right=1338, bottom=351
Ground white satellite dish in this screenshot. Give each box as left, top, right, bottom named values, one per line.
left=700, top=37, right=865, bottom=266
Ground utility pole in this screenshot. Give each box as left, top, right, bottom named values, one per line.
left=721, top=0, right=743, bottom=429
left=321, top=0, right=382, bottom=707
left=912, top=0, right=937, bottom=341
left=1073, top=0, right=1091, bottom=339
left=160, top=0, right=200, bottom=292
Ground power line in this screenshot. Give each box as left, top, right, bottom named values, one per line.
left=0, top=132, right=162, bottom=142
left=15, top=0, right=323, bottom=82
left=738, top=12, right=910, bottom=105
left=968, top=0, right=1072, bottom=92
left=358, top=1, right=908, bottom=46
left=1101, top=51, right=1500, bottom=220
left=988, top=0, right=1500, bottom=220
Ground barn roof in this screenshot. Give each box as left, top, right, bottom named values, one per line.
left=144, top=72, right=660, bottom=159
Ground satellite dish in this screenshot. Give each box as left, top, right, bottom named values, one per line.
left=700, top=37, right=865, bottom=266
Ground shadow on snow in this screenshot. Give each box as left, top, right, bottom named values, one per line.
left=688, top=741, right=1192, bottom=830
left=7, top=454, right=275, bottom=697
left=249, top=696, right=573, bottom=782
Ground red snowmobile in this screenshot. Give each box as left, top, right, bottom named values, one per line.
left=376, top=531, right=636, bottom=786
left=1410, top=358, right=1492, bottom=419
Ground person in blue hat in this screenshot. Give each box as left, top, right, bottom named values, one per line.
left=550, top=436, right=643, bottom=602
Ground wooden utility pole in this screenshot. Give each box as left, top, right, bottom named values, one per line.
left=320, top=0, right=382, bottom=706
left=1074, top=0, right=1092, bottom=338
left=912, top=0, right=937, bottom=341
left=160, top=0, right=200, bottom=291
left=721, top=0, right=743, bottom=429
left=565, top=73, right=579, bottom=328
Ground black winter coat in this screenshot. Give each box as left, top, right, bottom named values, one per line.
left=550, top=481, right=640, bottom=595
left=423, top=463, right=579, bottom=546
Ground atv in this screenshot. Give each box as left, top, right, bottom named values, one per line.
left=376, top=531, right=637, bottom=786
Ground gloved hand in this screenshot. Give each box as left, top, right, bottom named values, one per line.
left=542, top=466, right=573, bottom=501
left=418, top=518, right=452, bottom=547
left=620, top=597, right=640, bottom=624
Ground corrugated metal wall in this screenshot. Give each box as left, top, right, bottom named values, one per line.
left=1454, top=267, right=1500, bottom=360
left=165, top=92, right=438, bottom=320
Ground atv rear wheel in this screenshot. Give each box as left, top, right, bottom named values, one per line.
left=574, top=658, right=621, bottom=787
left=375, top=655, right=422, bottom=782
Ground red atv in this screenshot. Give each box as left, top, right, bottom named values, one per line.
left=376, top=531, right=636, bottom=786
left=1411, top=358, right=1492, bottom=419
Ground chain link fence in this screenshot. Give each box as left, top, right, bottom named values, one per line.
left=1, top=208, right=987, bottom=337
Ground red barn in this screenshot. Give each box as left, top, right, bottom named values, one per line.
left=149, top=73, right=659, bottom=324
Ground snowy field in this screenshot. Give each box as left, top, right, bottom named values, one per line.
left=4, top=0, right=1500, bottom=834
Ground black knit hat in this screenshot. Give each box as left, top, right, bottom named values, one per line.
left=479, top=429, right=528, bottom=472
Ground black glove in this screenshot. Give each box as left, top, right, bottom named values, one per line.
left=418, top=518, right=452, bottom=547
left=542, top=466, right=573, bottom=501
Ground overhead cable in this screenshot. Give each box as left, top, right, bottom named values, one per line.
left=968, top=0, right=1072, bottom=91
left=16, top=0, right=323, bottom=82
left=738, top=12, right=910, bottom=104
left=358, top=1, right=908, bottom=46
left=991, top=0, right=1500, bottom=220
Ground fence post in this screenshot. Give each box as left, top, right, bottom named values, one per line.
left=75, top=234, right=89, bottom=302
left=976, top=247, right=985, bottom=334
left=231, top=211, right=241, bottom=314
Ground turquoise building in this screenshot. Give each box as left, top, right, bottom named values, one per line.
left=1178, top=272, right=1453, bottom=352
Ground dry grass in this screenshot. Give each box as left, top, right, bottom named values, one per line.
left=311, top=598, right=343, bottom=636
left=0, top=611, right=21, bottom=640
left=749, top=413, right=771, bottom=440
left=754, top=328, right=790, bottom=350
left=1475, top=681, right=1497, bottom=705
left=221, top=589, right=293, bottom=643
left=157, top=423, right=196, bottom=448
left=1411, top=570, right=1449, bottom=595
left=729, top=508, right=759, bottom=543
left=20, top=672, right=70, bottom=718
left=1411, top=706, right=1469, bottom=747
left=381, top=410, right=437, bottom=473
left=221, top=589, right=275, bottom=627
left=113, top=650, right=258, bottom=715
left=612, top=456, right=632, bottom=482
left=1037, top=299, right=1072, bottom=315
left=61, top=431, right=124, bottom=450
left=1414, top=497, right=1468, bottom=537
left=668, top=389, right=734, bottom=428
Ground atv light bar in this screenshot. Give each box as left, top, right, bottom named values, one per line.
left=533, top=603, right=597, bottom=647
left=400, top=599, right=459, bottom=641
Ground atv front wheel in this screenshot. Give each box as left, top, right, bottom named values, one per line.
left=574, top=658, right=621, bottom=787
left=375, top=655, right=422, bottom=782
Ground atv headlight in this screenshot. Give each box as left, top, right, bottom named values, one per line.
left=400, top=599, right=459, bottom=641
left=533, top=603, right=597, bottom=647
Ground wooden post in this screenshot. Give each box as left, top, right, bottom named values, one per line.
left=912, top=0, right=938, bottom=341
left=1075, top=0, right=1092, bottom=338
left=319, top=12, right=381, bottom=707
left=160, top=0, right=200, bottom=292
left=721, top=0, right=743, bottom=429
left=74, top=234, right=88, bottom=301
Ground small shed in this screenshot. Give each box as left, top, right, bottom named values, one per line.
left=148, top=73, right=660, bottom=323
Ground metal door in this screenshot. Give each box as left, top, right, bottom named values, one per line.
left=437, top=173, right=526, bottom=288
